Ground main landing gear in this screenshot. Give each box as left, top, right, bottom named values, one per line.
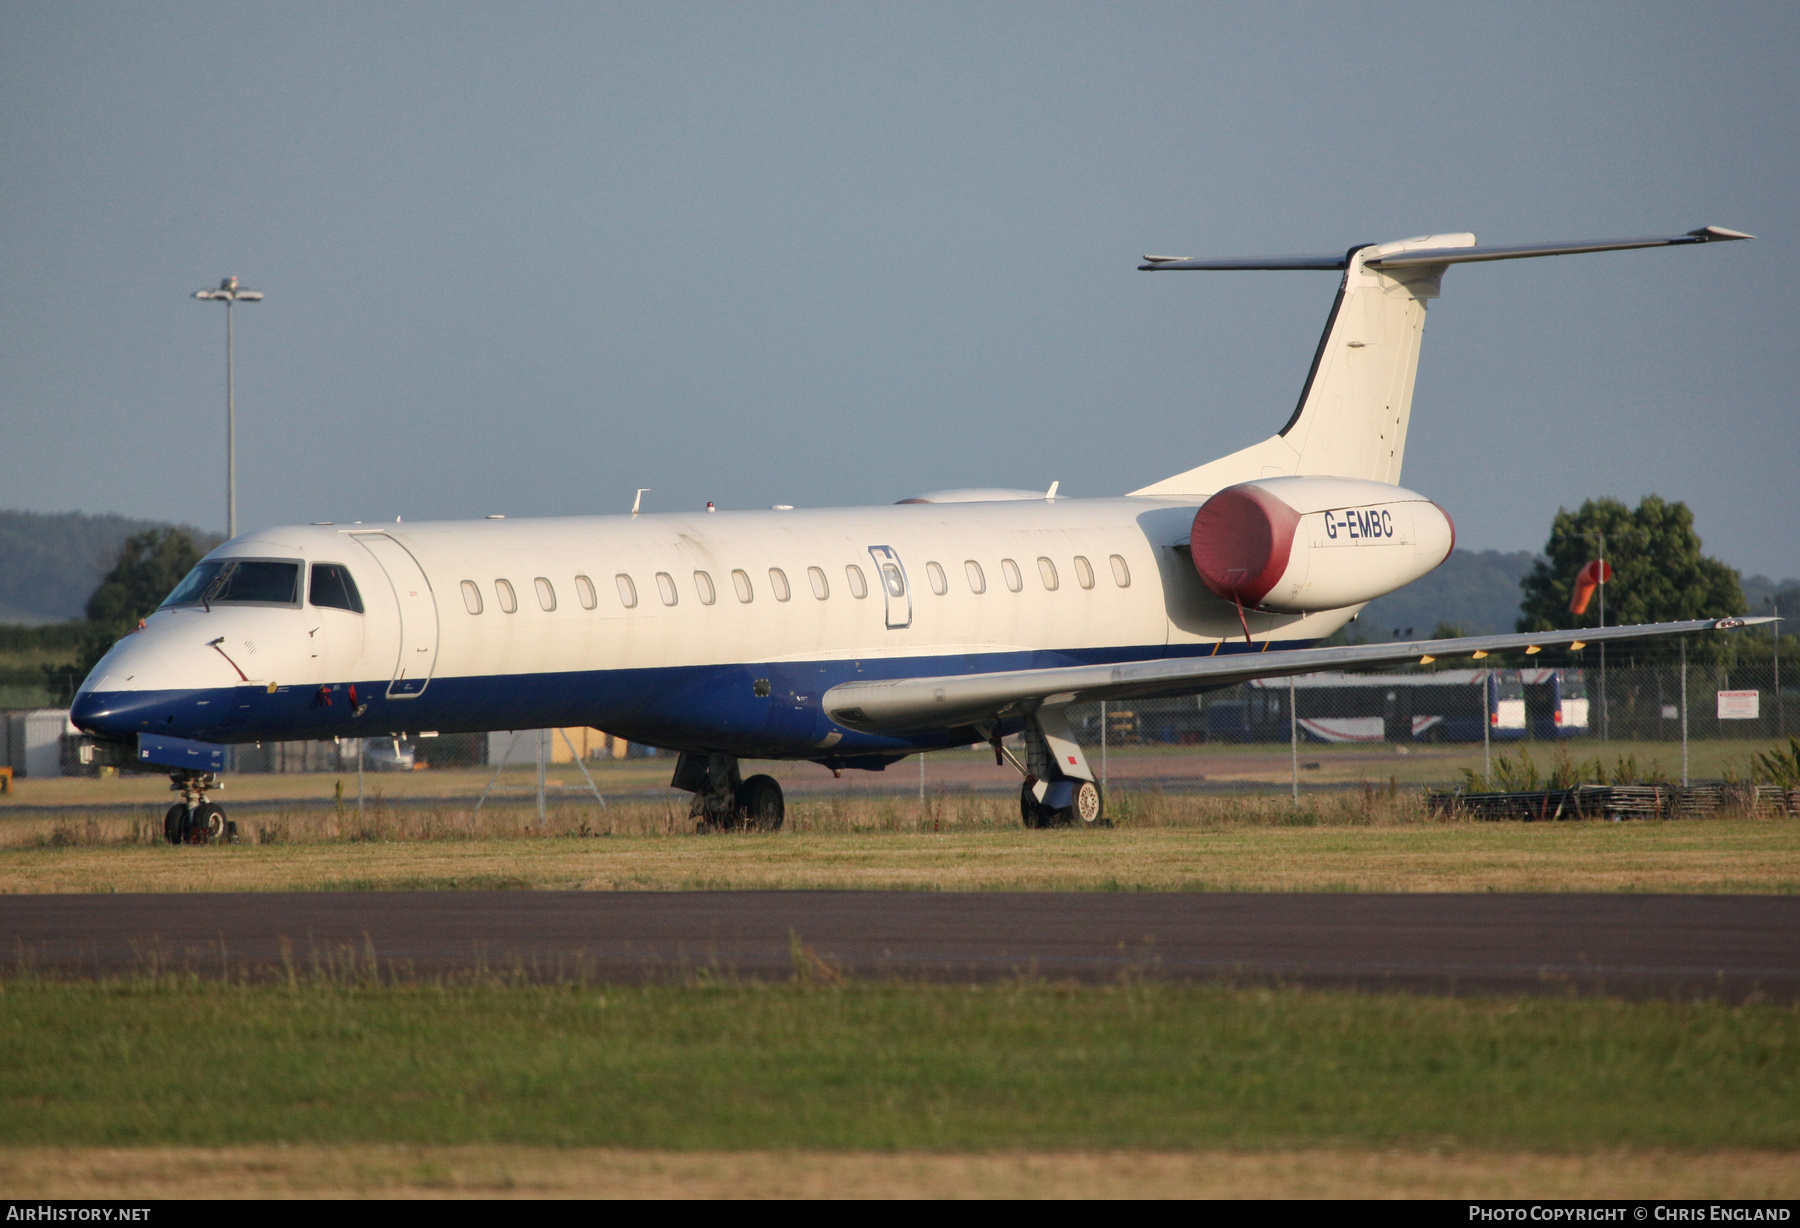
left=163, top=772, right=238, bottom=846
left=673, top=752, right=785, bottom=833
left=990, top=708, right=1110, bottom=830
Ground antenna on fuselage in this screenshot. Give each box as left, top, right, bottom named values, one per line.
left=631, top=488, right=650, bottom=517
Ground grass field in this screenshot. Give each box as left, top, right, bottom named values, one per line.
left=5, top=751, right=1796, bottom=1199
left=1, top=980, right=1795, bottom=1156
left=7, top=1144, right=1795, bottom=1199
left=2, top=809, right=1796, bottom=894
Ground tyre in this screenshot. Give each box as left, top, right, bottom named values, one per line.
left=1021, top=780, right=1107, bottom=829
left=163, top=804, right=187, bottom=846
left=1071, top=779, right=1106, bottom=827
left=190, top=802, right=227, bottom=845
left=1020, top=782, right=1048, bottom=829
left=736, top=775, right=785, bottom=831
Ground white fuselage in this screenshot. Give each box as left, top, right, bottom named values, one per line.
left=74, top=495, right=1369, bottom=761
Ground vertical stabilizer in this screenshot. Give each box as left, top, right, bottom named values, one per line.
left=1129, top=224, right=1750, bottom=500
left=1131, top=233, right=1474, bottom=497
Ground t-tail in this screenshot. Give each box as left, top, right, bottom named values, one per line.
left=1130, top=225, right=1752, bottom=498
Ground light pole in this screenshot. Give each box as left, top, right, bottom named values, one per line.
left=192, top=276, right=263, bottom=539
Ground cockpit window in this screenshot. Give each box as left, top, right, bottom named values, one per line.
left=309, top=563, right=364, bottom=613
left=160, top=562, right=225, bottom=607
left=159, top=559, right=301, bottom=608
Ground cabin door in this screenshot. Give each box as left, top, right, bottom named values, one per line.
left=351, top=532, right=440, bottom=698
left=867, top=545, right=912, bottom=630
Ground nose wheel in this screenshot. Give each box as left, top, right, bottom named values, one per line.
left=164, top=774, right=238, bottom=845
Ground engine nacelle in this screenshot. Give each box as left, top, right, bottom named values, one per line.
left=1190, top=476, right=1454, bottom=614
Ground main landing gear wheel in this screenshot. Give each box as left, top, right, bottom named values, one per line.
left=736, top=774, right=785, bottom=831
left=1072, top=779, right=1106, bottom=827
left=1020, top=780, right=1107, bottom=829
left=163, top=804, right=187, bottom=846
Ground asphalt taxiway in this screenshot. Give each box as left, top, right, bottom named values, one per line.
left=3, top=891, right=1793, bottom=999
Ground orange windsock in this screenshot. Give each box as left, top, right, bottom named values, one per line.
left=1569, top=559, right=1613, bottom=615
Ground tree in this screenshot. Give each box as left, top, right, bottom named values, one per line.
left=84, top=529, right=205, bottom=632
left=50, top=529, right=207, bottom=688
left=1516, top=495, right=1744, bottom=663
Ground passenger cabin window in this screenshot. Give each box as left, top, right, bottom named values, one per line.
left=807, top=567, right=828, bottom=600
left=1109, top=554, right=1131, bottom=587
left=925, top=561, right=947, bottom=595
left=495, top=579, right=518, bottom=613
left=732, top=569, right=753, bottom=603
left=310, top=563, right=364, bottom=613
left=616, top=574, right=638, bottom=608
left=694, top=571, right=716, bottom=605
left=845, top=564, right=868, bottom=599
left=1073, top=555, right=1095, bottom=590
left=460, top=580, right=484, bottom=615
left=768, top=568, right=791, bottom=602
left=160, top=559, right=301, bottom=608
left=964, top=560, right=985, bottom=594
left=535, top=577, right=557, bottom=611
left=656, top=572, right=678, bottom=606
left=574, top=574, right=597, bottom=610
left=1001, top=558, right=1023, bottom=592
left=880, top=564, right=905, bottom=598
left=1037, top=557, right=1059, bottom=591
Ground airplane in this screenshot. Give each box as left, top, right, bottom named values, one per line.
left=71, top=224, right=1769, bottom=842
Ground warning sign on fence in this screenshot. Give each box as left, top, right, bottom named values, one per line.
left=1717, top=690, right=1761, bottom=720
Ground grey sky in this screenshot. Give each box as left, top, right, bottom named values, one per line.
left=3, top=2, right=1795, bottom=577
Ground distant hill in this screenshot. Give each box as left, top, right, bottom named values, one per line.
left=0, top=510, right=221, bottom=624
left=1354, top=548, right=1540, bottom=641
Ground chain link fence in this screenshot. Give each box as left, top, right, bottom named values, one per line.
left=1057, top=660, right=1791, bottom=752
left=4, top=646, right=1792, bottom=795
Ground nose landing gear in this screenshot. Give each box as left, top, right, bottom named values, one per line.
left=163, top=773, right=238, bottom=846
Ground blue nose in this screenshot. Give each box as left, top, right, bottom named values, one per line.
left=70, top=689, right=121, bottom=737
left=71, top=688, right=182, bottom=741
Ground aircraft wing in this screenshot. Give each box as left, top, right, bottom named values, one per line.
left=821, top=617, right=1771, bottom=734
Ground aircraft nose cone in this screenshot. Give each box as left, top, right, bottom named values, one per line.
left=70, top=688, right=130, bottom=739
left=71, top=684, right=189, bottom=742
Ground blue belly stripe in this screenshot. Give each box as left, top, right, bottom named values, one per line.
left=75, top=638, right=1316, bottom=763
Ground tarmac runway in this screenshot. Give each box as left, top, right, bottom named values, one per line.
left=3, top=892, right=1795, bottom=999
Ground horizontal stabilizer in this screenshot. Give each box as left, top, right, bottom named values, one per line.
left=1139, top=252, right=1351, bottom=271
left=1365, top=226, right=1753, bottom=270
left=823, top=617, right=1774, bottom=733
left=1140, top=226, right=1752, bottom=273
